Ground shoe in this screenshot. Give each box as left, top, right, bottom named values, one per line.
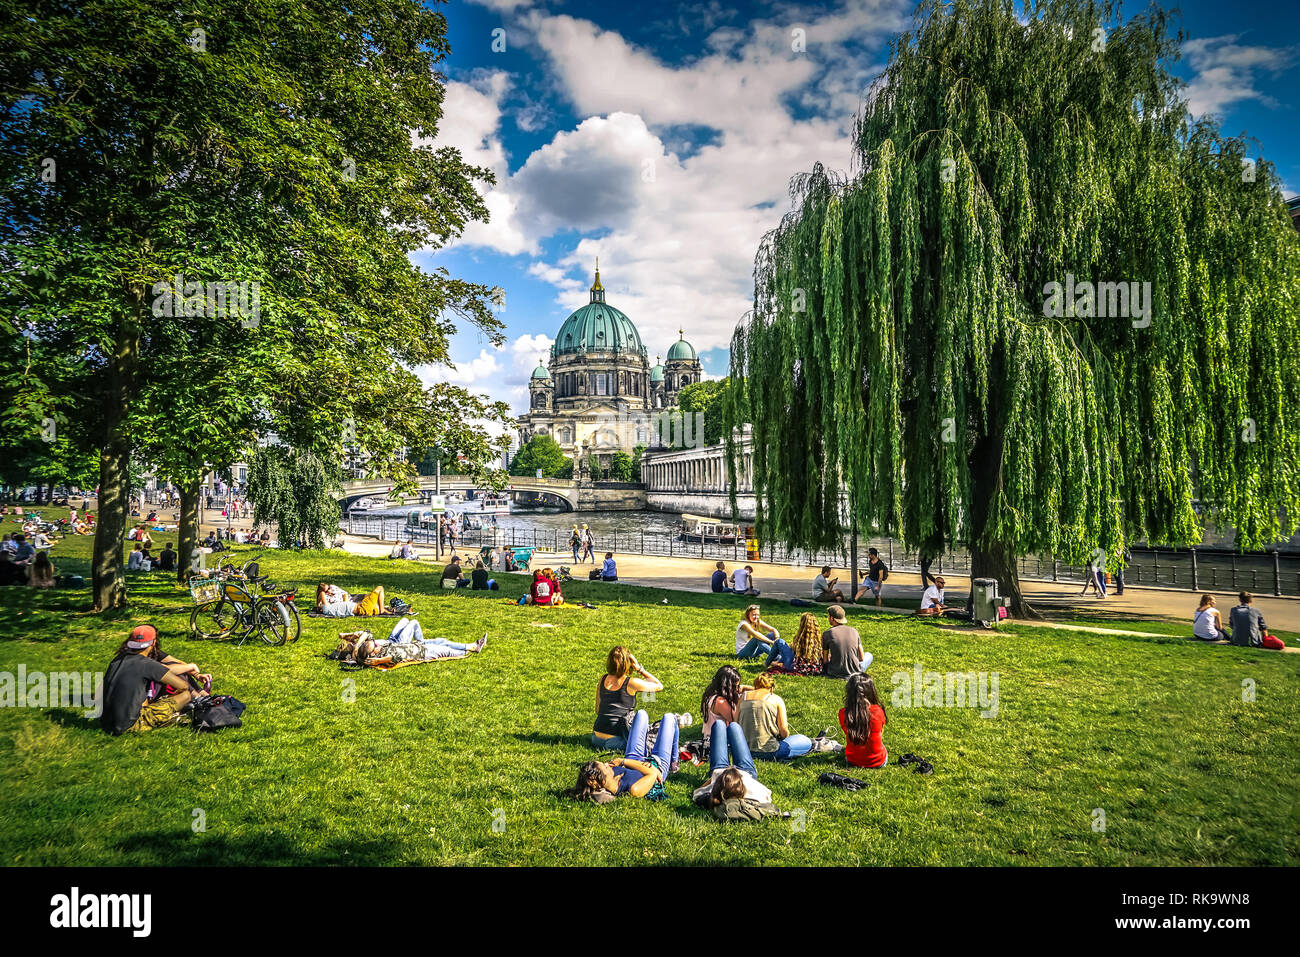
left=915, top=760, right=934, bottom=775
left=473, top=633, right=487, bottom=652
left=898, top=753, right=920, bottom=766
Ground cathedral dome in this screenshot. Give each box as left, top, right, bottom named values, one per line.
left=531, top=362, right=550, bottom=380
left=666, top=330, right=696, bottom=361
left=552, top=263, right=647, bottom=358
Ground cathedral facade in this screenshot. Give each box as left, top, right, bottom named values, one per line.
left=517, top=264, right=703, bottom=463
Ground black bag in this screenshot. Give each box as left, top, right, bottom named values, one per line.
left=588, top=568, right=601, bottom=580
left=192, top=694, right=245, bottom=732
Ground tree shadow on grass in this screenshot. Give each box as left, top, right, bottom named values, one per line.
left=110, top=828, right=401, bottom=866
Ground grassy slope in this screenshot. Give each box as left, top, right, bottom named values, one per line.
left=0, top=533, right=1297, bottom=866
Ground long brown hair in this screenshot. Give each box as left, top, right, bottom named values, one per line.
left=606, top=646, right=632, bottom=679
left=843, top=673, right=886, bottom=744
left=566, top=761, right=607, bottom=802
left=791, top=612, right=820, bottom=661
left=113, top=637, right=165, bottom=662
left=709, top=767, right=746, bottom=806
left=700, top=665, right=743, bottom=722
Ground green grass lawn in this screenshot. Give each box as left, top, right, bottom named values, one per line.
left=1, top=532, right=1297, bottom=866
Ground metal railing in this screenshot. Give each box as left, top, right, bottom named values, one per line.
left=343, top=517, right=1299, bottom=597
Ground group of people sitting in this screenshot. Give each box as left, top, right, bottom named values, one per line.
left=710, top=561, right=760, bottom=596
left=1192, top=592, right=1286, bottom=649
left=570, top=643, right=888, bottom=817
left=0, top=534, right=56, bottom=588
left=127, top=541, right=178, bottom=572
left=734, top=604, right=875, bottom=679
left=439, top=555, right=498, bottom=591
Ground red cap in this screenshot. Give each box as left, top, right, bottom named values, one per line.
left=127, top=625, right=158, bottom=648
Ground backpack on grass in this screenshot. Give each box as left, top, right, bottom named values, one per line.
left=191, top=694, right=245, bottom=732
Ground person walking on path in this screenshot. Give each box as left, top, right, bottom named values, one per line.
left=581, top=525, right=595, bottom=564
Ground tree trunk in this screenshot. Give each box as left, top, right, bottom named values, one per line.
left=91, top=283, right=144, bottom=612
left=177, top=476, right=200, bottom=584
left=967, top=425, right=1040, bottom=620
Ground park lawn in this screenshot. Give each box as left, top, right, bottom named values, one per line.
left=0, top=532, right=1297, bottom=866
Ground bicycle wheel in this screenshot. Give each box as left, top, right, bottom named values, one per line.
left=255, top=598, right=291, bottom=646
left=190, top=598, right=240, bottom=640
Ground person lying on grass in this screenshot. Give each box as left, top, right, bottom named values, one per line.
left=101, top=625, right=211, bottom=735
left=315, top=582, right=393, bottom=617
left=566, top=710, right=683, bottom=803
left=735, top=604, right=791, bottom=668
left=335, top=625, right=487, bottom=666
left=692, top=719, right=782, bottom=822
left=592, top=646, right=664, bottom=751
left=700, top=665, right=752, bottom=731
left=840, top=673, right=888, bottom=769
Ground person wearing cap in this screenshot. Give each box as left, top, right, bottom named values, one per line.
left=919, top=577, right=946, bottom=616
left=101, top=626, right=209, bottom=735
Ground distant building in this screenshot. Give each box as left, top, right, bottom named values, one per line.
left=518, top=263, right=702, bottom=463
left=1288, top=195, right=1300, bottom=233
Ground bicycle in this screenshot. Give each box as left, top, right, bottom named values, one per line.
left=188, top=561, right=300, bottom=646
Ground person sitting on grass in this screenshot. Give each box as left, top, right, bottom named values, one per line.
left=470, top=559, right=497, bottom=591
left=822, top=605, right=871, bottom=678
left=738, top=673, right=813, bottom=761
left=157, top=542, right=177, bottom=573
left=101, top=625, right=210, bottom=735
left=1192, top=593, right=1228, bottom=641
left=711, top=561, right=733, bottom=593
left=768, top=612, right=825, bottom=676
left=127, top=542, right=147, bottom=571
left=813, top=565, right=845, bottom=602
left=700, top=665, right=752, bottom=731
left=346, top=629, right=487, bottom=667
left=592, top=646, right=664, bottom=750
left=0, top=551, right=23, bottom=587
left=734, top=604, right=791, bottom=668
left=530, top=568, right=564, bottom=606
left=565, top=710, right=683, bottom=803
left=400, top=539, right=418, bottom=561
left=441, top=555, right=468, bottom=589
left=388, top=538, right=403, bottom=559
left=315, top=582, right=389, bottom=617
left=1228, top=592, right=1275, bottom=649
left=28, top=550, right=55, bottom=589
left=732, top=564, right=760, bottom=596
left=840, top=673, right=888, bottom=769
left=600, top=552, right=618, bottom=581
left=918, top=576, right=946, bottom=616
left=692, top=719, right=781, bottom=821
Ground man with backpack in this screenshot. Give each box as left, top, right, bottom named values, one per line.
left=101, top=625, right=209, bottom=735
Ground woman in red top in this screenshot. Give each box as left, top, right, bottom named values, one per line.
left=839, top=673, right=888, bottom=768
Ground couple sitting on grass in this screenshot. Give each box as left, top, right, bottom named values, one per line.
left=100, top=625, right=213, bottom=735
left=333, top=619, right=488, bottom=666
left=1192, top=592, right=1286, bottom=649
left=734, top=605, right=873, bottom=678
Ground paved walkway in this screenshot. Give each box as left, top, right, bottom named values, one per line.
left=338, top=535, right=1300, bottom=635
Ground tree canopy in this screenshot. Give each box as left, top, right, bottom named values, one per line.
left=728, top=0, right=1300, bottom=613
left=510, top=434, right=570, bottom=478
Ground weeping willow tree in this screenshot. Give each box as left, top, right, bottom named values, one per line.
left=728, top=0, right=1300, bottom=616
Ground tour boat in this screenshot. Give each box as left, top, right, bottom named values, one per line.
left=478, top=493, right=511, bottom=514
left=678, top=513, right=739, bottom=544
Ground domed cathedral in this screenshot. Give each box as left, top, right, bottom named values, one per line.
left=517, top=262, right=703, bottom=465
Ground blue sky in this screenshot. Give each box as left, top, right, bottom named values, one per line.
left=419, top=0, right=1300, bottom=419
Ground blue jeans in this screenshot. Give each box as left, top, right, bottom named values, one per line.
left=390, top=618, right=424, bottom=643
left=765, top=638, right=794, bottom=670
left=625, top=709, right=679, bottom=776
left=736, top=632, right=776, bottom=660
left=709, top=719, right=757, bottom=778
left=732, top=587, right=760, bottom=596
left=592, top=733, right=626, bottom=751
left=754, top=733, right=813, bottom=762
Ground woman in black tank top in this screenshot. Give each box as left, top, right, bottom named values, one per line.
left=592, top=646, right=663, bottom=750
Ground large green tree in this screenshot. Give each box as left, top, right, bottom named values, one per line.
left=2, top=0, right=507, bottom=608
left=510, top=434, right=570, bottom=478
left=728, top=0, right=1300, bottom=615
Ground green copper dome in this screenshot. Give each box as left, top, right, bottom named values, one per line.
left=531, top=362, right=550, bottom=380
left=666, top=332, right=696, bottom=361
left=649, top=358, right=664, bottom=382
left=552, top=263, right=648, bottom=358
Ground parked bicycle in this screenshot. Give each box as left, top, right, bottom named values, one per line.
left=188, top=559, right=300, bottom=646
